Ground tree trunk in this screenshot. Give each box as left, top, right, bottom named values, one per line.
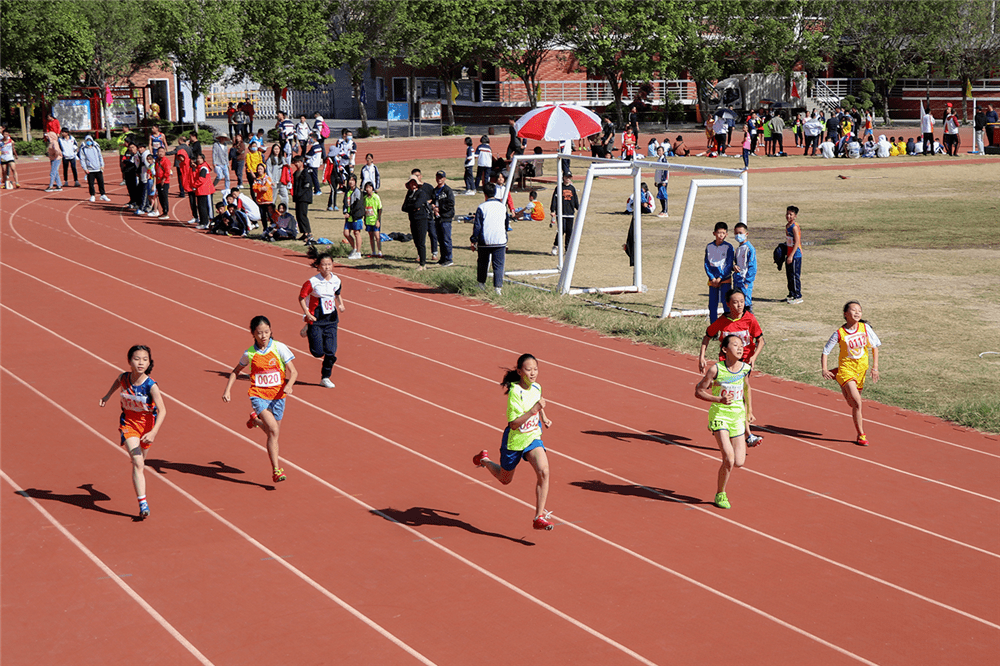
left=445, top=77, right=455, bottom=126
left=961, top=75, right=969, bottom=124
left=191, top=83, right=200, bottom=133
left=879, top=80, right=892, bottom=125
left=520, top=74, right=537, bottom=108
left=610, top=74, right=625, bottom=128
left=273, top=85, right=283, bottom=117
left=355, top=80, right=369, bottom=132
left=102, top=98, right=112, bottom=140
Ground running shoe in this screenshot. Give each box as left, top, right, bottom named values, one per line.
left=89, top=195, right=96, bottom=202
left=747, top=433, right=763, bottom=447
left=714, top=492, right=731, bottom=509
left=472, top=449, right=490, bottom=466
left=138, top=500, right=150, bottom=519
left=272, top=467, right=286, bottom=482
left=533, top=511, right=554, bottom=531
left=247, top=411, right=259, bottom=429
left=321, top=378, right=335, bottom=388
left=856, top=434, right=868, bottom=447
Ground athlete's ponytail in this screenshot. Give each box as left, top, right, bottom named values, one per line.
left=500, top=353, right=537, bottom=394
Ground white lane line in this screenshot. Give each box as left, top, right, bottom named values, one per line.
left=185, top=225, right=998, bottom=458
left=0, top=334, right=658, bottom=666
left=0, top=471, right=215, bottom=666
left=0, top=365, right=441, bottom=666
left=5, top=274, right=999, bottom=640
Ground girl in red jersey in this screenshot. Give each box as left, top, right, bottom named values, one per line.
left=821, top=301, right=881, bottom=446
left=223, top=316, right=298, bottom=482
left=99, top=345, right=166, bottom=520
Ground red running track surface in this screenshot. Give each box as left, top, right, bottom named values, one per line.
left=2, top=160, right=998, bottom=666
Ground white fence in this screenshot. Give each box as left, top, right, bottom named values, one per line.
left=477, top=79, right=697, bottom=106
left=206, top=88, right=339, bottom=119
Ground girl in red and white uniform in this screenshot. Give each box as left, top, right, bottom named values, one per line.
left=99, top=345, right=166, bottom=519
left=223, top=315, right=298, bottom=482
left=299, top=254, right=345, bottom=388
left=821, top=301, right=881, bottom=446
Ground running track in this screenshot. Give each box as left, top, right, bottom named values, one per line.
left=2, top=159, right=997, bottom=665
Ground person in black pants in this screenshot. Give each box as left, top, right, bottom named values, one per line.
left=291, top=156, right=313, bottom=242
left=432, top=170, right=455, bottom=266
left=299, top=254, right=345, bottom=389
left=470, top=183, right=508, bottom=294
left=549, top=171, right=579, bottom=255
left=401, top=170, right=434, bottom=269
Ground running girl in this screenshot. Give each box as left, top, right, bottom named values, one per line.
left=473, top=353, right=554, bottom=530
left=223, top=316, right=298, bottom=482
left=695, top=335, right=754, bottom=509
left=299, top=253, right=345, bottom=388
left=821, top=301, right=881, bottom=446
left=99, top=345, right=166, bottom=520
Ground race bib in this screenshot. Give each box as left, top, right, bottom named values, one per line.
left=519, top=413, right=540, bottom=433
left=254, top=370, right=282, bottom=388
left=721, top=386, right=743, bottom=403
left=321, top=297, right=336, bottom=314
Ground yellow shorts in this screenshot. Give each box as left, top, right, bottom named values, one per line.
left=708, top=410, right=746, bottom=438
left=836, top=358, right=869, bottom=391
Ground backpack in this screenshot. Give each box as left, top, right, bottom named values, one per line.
left=320, top=121, right=330, bottom=139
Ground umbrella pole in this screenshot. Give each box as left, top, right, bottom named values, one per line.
left=556, top=157, right=563, bottom=268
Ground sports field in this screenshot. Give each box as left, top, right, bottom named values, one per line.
left=2, top=139, right=997, bottom=666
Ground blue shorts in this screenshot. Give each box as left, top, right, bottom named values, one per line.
left=250, top=396, right=285, bottom=421
left=499, top=428, right=544, bottom=471
left=345, top=218, right=363, bottom=231
left=364, top=222, right=379, bottom=232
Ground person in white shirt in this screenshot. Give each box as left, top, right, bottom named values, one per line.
left=58, top=130, right=81, bottom=187
left=360, top=152, right=380, bottom=191
left=875, top=135, right=891, bottom=158
left=232, top=186, right=261, bottom=228
left=819, top=138, right=835, bottom=158
left=295, top=115, right=310, bottom=155
left=920, top=109, right=935, bottom=155
left=803, top=113, right=823, bottom=156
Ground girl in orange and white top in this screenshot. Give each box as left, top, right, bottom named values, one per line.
left=100, top=345, right=166, bottom=519
left=821, top=301, right=881, bottom=447
left=252, top=163, right=275, bottom=224
left=223, top=315, right=298, bottom=483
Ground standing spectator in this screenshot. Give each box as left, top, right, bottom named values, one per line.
left=731, top=222, right=757, bottom=310
left=921, top=106, right=935, bottom=155
left=154, top=147, right=171, bottom=219
left=276, top=111, right=295, bottom=144
left=244, top=99, right=255, bottom=136
left=628, top=105, right=639, bottom=141
left=44, top=131, right=63, bottom=192
left=986, top=105, right=999, bottom=147
left=770, top=112, right=785, bottom=156
left=44, top=112, right=61, bottom=136
left=973, top=106, right=987, bottom=154
left=704, top=222, right=734, bottom=323
left=362, top=181, right=382, bottom=257
left=252, top=163, right=275, bottom=225
left=784, top=205, right=803, bottom=304
left=337, top=128, right=356, bottom=174
left=230, top=134, right=247, bottom=188
left=803, top=112, right=823, bottom=156
left=122, top=143, right=141, bottom=206
left=474, top=135, right=492, bottom=190
left=549, top=171, right=578, bottom=256
left=225, top=102, right=236, bottom=139
left=943, top=104, right=960, bottom=156
left=305, top=135, right=324, bottom=195
left=175, top=149, right=197, bottom=224
left=266, top=143, right=289, bottom=209
left=506, top=118, right=524, bottom=161
left=79, top=134, right=109, bottom=201
left=232, top=104, right=248, bottom=141
left=291, top=156, right=313, bottom=242
left=313, top=111, right=328, bottom=149
left=747, top=111, right=761, bottom=155
left=714, top=111, right=728, bottom=156
left=470, top=183, right=508, bottom=294
left=0, top=129, right=20, bottom=189
left=212, top=135, right=230, bottom=192
left=188, top=132, right=203, bottom=161
left=401, top=171, right=434, bottom=269
left=600, top=116, right=615, bottom=158
left=148, top=124, right=167, bottom=155
left=166, top=136, right=192, bottom=197
left=192, top=154, right=214, bottom=229
left=58, top=129, right=81, bottom=187
left=295, top=115, right=310, bottom=155
left=463, top=136, right=476, bottom=194
left=245, top=140, right=264, bottom=188
left=432, top=170, right=455, bottom=266
left=360, top=152, right=380, bottom=192
left=342, top=174, right=364, bottom=259
left=654, top=146, right=669, bottom=217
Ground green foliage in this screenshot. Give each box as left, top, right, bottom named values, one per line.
left=356, top=126, right=380, bottom=138
left=96, top=138, right=118, bottom=152
left=842, top=80, right=878, bottom=111
left=14, top=140, right=47, bottom=156
left=490, top=0, right=571, bottom=108
left=943, top=396, right=1000, bottom=434
left=267, top=128, right=281, bottom=142
left=440, top=125, right=464, bottom=136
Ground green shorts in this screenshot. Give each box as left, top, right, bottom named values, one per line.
left=708, top=410, right=745, bottom=437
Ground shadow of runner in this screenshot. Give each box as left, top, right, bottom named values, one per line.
left=570, top=479, right=706, bottom=505
left=146, top=459, right=275, bottom=491
left=370, top=506, right=535, bottom=546
left=16, top=483, right=139, bottom=520
left=581, top=429, right=717, bottom=452
left=760, top=424, right=854, bottom=445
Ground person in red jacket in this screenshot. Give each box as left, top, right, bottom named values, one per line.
left=193, top=154, right=215, bottom=229
left=176, top=150, right=197, bottom=224
left=154, top=148, right=171, bottom=220
left=44, top=112, right=61, bottom=136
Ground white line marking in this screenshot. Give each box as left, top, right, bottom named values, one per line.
left=0, top=471, right=216, bottom=666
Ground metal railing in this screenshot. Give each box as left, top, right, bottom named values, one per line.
left=478, top=79, right=697, bottom=105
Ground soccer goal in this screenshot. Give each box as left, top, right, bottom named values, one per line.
left=502, top=152, right=747, bottom=318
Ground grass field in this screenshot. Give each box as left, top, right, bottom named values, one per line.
left=265, top=150, right=1000, bottom=434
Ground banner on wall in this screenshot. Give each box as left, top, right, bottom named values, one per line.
left=106, top=98, right=139, bottom=128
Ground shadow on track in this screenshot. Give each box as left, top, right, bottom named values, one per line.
left=146, top=459, right=275, bottom=491
left=15, top=483, right=139, bottom=520
left=371, top=506, right=535, bottom=546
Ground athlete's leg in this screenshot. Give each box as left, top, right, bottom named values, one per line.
left=480, top=458, right=515, bottom=485
left=841, top=379, right=864, bottom=436
left=124, top=437, right=147, bottom=498
left=524, top=447, right=550, bottom=519
left=255, top=409, right=281, bottom=469
left=715, top=429, right=735, bottom=494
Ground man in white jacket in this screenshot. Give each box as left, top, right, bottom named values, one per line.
left=470, top=182, right=508, bottom=294
left=58, top=130, right=81, bottom=187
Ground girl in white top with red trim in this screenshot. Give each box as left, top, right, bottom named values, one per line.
left=299, top=253, right=345, bottom=388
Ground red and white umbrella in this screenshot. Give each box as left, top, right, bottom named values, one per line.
left=514, top=103, right=602, bottom=141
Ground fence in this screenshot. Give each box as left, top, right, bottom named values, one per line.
left=476, top=79, right=697, bottom=106
left=205, top=89, right=339, bottom=119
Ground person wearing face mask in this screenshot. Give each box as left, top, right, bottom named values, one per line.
left=245, top=139, right=263, bottom=189
left=731, top=222, right=757, bottom=312
left=79, top=134, right=111, bottom=202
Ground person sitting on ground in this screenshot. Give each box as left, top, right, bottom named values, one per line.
left=933, top=136, right=944, bottom=154
left=261, top=202, right=298, bottom=241
left=208, top=201, right=231, bottom=235
left=818, top=137, right=836, bottom=158
left=875, top=135, right=891, bottom=158
left=625, top=182, right=654, bottom=214
left=224, top=202, right=249, bottom=236
left=513, top=190, right=545, bottom=221
left=895, top=137, right=908, bottom=155
left=887, top=136, right=900, bottom=156
left=231, top=186, right=261, bottom=229
left=672, top=135, right=689, bottom=156
left=906, top=136, right=916, bottom=155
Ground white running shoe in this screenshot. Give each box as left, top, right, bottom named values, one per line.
left=89, top=196, right=96, bottom=202
left=550, top=246, right=558, bottom=256
left=100, top=195, right=111, bottom=201
left=321, top=378, right=335, bottom=388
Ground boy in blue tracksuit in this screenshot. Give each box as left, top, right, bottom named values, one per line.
left=732, top=222, right=757, bottom=311
left=704, top=221, right=735, bottom=323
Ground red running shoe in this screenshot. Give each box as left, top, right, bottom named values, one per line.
left=533, top=511, right=554, bottom=531
left=856, top=434, right=868, bottom=447
left=473, top=449, right=490, bottom=467
left=247, top=412, right=259, bottom=429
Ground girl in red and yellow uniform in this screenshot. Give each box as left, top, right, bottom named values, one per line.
left=821, top=301, right=881, bottom=446
left=100, top=345, right=166, bottom=519
left=223, top=315, right=298, bottom=482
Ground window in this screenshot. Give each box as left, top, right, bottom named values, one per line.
left=392, top=77, right=408, bottom=102
left=376, top=77, right=385, bottom=102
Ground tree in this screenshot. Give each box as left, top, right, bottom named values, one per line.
left=0, top=0, right=94, bottom=137
left=158, top=0, right=243, bottom=132
left=830, top=0, right=942, bottom=123
left=398, top=0, right=504, bottom=127
left=928, top=0, right=1000, bottom=123
left=328, top=0, right=403, bottom=132
left=490, top=0, right=571, bottom=109
left=567, top=0, right=683, bottom=127
left=230, top=0, right=335, bottom=118
left=77, top=0, right=168, bottom=138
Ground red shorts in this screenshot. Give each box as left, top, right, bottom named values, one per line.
left=120, top=412, right=155, bottom=449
